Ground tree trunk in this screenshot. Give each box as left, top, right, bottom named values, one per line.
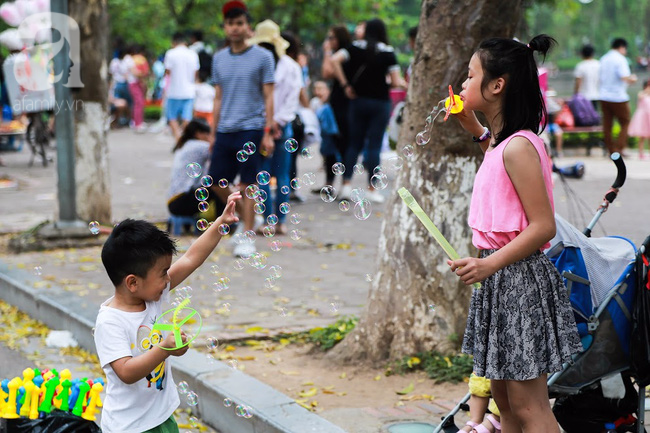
left=68, top=0, right=111, bottom=223
left=328, top=0, right=523, bottom=366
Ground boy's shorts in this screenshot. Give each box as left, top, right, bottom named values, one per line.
left=142, top=415, right=178, bottom=433
left=167, top=98, right=194, bottom=122
left=208, top=130, right=264, bottom=186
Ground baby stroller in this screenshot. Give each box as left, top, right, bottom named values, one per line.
left=434, top=153, right=650, bottom=433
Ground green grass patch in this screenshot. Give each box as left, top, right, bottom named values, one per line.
left=274, top=316, right=359, bottom=351
left=387, top=351, right=473, bottom=384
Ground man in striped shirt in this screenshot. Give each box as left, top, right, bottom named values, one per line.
left=209, top=0, right=275, bottom=257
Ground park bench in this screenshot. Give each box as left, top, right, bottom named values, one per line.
left=555, top=125, right=606, bottom=156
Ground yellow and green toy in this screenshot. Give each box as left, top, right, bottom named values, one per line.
left=151, top=298, right=202, bottom=350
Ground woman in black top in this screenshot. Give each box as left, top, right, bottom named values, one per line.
left=331, top=18, right=406, bottom=203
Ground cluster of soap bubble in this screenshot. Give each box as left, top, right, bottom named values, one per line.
left=221, top=397, right=254, bottom=419
left=237, top=141, right=257, bottom=162
left=414, top=98, right=449, bottom=147
left=171, top=286, right=193, bottom=306
left=177, top=381, right=199, bottom=406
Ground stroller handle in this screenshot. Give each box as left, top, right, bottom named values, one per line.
left=606, top=153, right=626, bottom=203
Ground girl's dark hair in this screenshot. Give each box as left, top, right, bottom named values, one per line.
left=282, top=31, right=299, bottom=61
left=258, top=42, right=279, bottom=66
left=330, top=25, right=351, bottom=50
left=364, top=18, right=389, bottom=61
left=173, top=119, right=211, bottom=152
left=476, top=34, right=557, bottom=145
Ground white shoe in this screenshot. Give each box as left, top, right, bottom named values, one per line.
left=339, top=184, right=352, bottom=200
left=233, top=242, right=256, bottom=258
left=253, top=215, right=265, bottom=231
left=365, top=189, right=385, bottom=203
left=228, top=222, right=244, bottom=245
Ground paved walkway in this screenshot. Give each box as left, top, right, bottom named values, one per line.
left=0, top=128, right=649, bottom=432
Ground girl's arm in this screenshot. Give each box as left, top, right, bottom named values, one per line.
left=449, top=137, right=555, bottom=284
left=168, top=192, right=241, bottom=288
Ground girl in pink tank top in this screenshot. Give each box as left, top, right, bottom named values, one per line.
left=447, top=35, right=582, bottom=433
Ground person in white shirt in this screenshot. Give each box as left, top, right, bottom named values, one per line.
left=574, top=44, right=600, bottom=109
left=193, top=71, right=216, bottom=127
left=164, top=32, right=200, bottom=141
left=599, top=38, right=638, bottom=154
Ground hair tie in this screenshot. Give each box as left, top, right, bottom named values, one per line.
left=526, top=43, right=531, bottom=49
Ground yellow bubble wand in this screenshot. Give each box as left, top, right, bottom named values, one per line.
left=398, top=187, right=481, bottom=289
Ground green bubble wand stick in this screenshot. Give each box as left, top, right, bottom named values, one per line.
left=398, top=187, right=481, bottom=289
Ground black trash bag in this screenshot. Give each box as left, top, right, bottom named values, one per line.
left=630, top=239, right=650, bottom=387
left=4, top=410, right=101, bottom=433
left=552, top=375, right=638, bottom=433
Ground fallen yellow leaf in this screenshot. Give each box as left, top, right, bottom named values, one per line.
left=396, top=382, right=414, bottom=395
left=374, top=375, right=382, bottom=381
left=298, top=387, right=318, bottom=398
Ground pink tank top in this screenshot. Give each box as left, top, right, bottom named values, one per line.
left=468, top=130, right=554, bottom=250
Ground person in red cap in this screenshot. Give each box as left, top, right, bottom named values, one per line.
left=208, top=0, right=275, bottom=257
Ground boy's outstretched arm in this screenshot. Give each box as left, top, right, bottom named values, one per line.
left=169, top=192, right=241, bottom=288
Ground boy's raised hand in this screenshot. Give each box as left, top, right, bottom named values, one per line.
left=219, top=192, right=241, bottom=226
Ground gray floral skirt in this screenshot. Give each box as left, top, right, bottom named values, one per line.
left=461, top=249, right=583, bottom=381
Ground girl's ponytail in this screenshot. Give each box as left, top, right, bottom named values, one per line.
left=527, top=34, right=557, bottom=61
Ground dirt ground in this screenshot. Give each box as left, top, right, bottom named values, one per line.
left=199, top=339, right=469, bottom=415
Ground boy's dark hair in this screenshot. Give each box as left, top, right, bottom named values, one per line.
left=476, top=34, right=556, bottom=145
left=611, top=38, right=627, bottom=49
left=172, top=32, right=185, bottom=44
left=408, top=26, right=418, bottom=40
left=101, top=219, right=177, bottom=287
left=223, top=0, right=251, bottom=22
left=581, top=44, right=594, bottom=58
left=191, top=30, right=203, bottom=42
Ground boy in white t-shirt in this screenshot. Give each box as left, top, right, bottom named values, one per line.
left=94, top=192, right=241, bottom=433
left=193, top=70, right=216, bottom=127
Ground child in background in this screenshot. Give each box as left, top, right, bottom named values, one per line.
left=450, top=34, right=582, bottom=432
left=193, top=71, right=216, bottom=127
left=627, top=79, right=650, bottom=160
left=460, top=374, right=501, bottom=433
left=311, top=80, right=340, bottom=188
left=94, top=192, right=240, bottom=433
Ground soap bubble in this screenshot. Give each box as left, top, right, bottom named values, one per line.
left=269, top=265, right=283, bottom=278
left=198, top=201, right=209, bottom=212
left=290, top=178, right=301, bottom=190
left=196, top=219, right=209, bottom=231
left=370, top=173, right=388, bottom=190
left=228, top=359, right=239, bottom=370
left=236, top=150, right=249, bottom=162
left=186, top=162, right=202, bottom=178
left=236, top=404, right=253, bottom=418
left=280, top=185, right=290, bottom=195
left=244, top=230, right=256, bottom=242
left=218, top=178, right=229, bottom=188
left=354, top=199, right=372, bottom=220
left=206, top=336, right=219, bottom=350
left=373, top=165, right=384, bottom=175
left=353, top=163, right=364, bottom=175
left=253, top=189, right=267, bottom=203
left=224, top=398, right=233, bottom=407
left=195, top=187, right=209, bottom=201
left=256, top=171, right=271, bottom=185
left=320, top=185, right=337, bottom=203
left=415, top=130, right=430, bottom=146
left=218, top=224, right=230, bottom=235
left=243, top=141, right=256, bottom=155
left=301, top=147, right=313, bottom=159
left=387, top=155, right=404, bottom=171
left=189, top=416, right=199, bottom=428
left=267, top=214, right=279, bottom=226
left=402, top=145, right=414, bottom=159
left=270, top=241, right=282, bottom=251
left=289, top=213, right=301, bottom=225
left=365, top=274, right=373, bottom=282
left=279, top=202, right=291, bottom=214
left=233, top=259, right=245, bottom=270
left=254, top=203, right=266, bottom=215
left=332, top=162, right=345, bottom=175
left=284, top=138, right=299, bottom=153
left=200, top=175, right=213, bottom=187
left=33, top=266, right=42, bottom=276
left=350, top=188, right=365, bottom=203
left=262, top=225, right=275, bottom=238
left=245, top=184, right=259, bottom=199
left=88, top=221, right=100, bottom=235
left=428, top=303, right=436, bottom=313
left=302, top=172, right=316, bottom=186
left=210, top=264, right=220, bottom=275
left=289, top=229, right=302, bottom=240
left=330, top=302, right=339, bottom=313
left=339, top=200, right=350, bottom=212
left=177, top=381, right=189, bottom=394
left=249, top=252, right=267, bottom=269
left=187, top=391, right=198, bottom=406
left=213, top=276, right=230, bottom=292
left=265, top=277, right=277, bottom=288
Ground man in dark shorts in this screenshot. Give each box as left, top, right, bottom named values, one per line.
left=209, top=0, right=275, bottom=257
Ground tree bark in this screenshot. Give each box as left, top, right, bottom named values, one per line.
left=68, top=0, right=111, bottom=223
left=328, top=0, right=523, bottom=366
